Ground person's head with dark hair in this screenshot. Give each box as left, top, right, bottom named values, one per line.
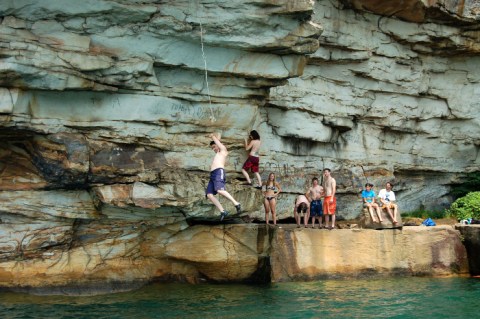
left=365, top=183, right=374, bottom=188
left=210, top=140, right=219, bottom=153
left=386, top=182, right=394, bottom=190
left=297, top=202, right=308, bottom=214
left=323, top=168, right=331, bottom=179
left=249, top=130, right=260, bottom=140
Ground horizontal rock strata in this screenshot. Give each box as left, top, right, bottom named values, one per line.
left=0, top=0, right=479, bottom=293
left=0, top=224, right=469, bottom=294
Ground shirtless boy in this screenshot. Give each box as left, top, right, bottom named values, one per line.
left=322, top=168, right=337, bottom=229
left=307, top=177, right=324, bottom=228
left=241, top=130, right=262, bottom=189
left=294, top=194, right=310, bottom=227
left=206, top=133, right=242, bottom=221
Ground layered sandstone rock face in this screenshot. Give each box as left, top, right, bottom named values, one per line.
left=0, top=0, right=478, bottom=292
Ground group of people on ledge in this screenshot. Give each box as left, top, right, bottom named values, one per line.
left=205, top=131, right=398, bottom=227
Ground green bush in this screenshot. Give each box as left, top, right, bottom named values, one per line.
left=446, top=191, right=480, bottom=220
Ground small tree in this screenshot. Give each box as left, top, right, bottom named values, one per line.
left=447, top=191, right=480, bottom=220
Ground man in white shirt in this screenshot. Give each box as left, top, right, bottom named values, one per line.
left=378, top=182, right=398, bottom=224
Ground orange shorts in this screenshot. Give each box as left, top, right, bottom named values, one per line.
left=323, top=196, right=336, bottom=215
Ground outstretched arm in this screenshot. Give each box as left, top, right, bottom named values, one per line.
left=210, top=133, right=227, bottom=152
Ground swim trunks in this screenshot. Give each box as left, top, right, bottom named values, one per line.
left=323, top=196, right=336, bottom=215
left=206, top=168, right=226, bottom=196
left=242, top=155, right=259, bottom=173
left=381, top=202, right=395, bottom=209
left=310, top=200, right=323, bottom=217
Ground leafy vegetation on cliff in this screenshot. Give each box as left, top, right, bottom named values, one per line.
left=447, top=191, right=480, bottom=220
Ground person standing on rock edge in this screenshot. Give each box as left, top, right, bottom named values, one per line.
left=322, top=168, right=337, bottom=229
left=206, top=133, right=241, bottom=221
left=307, top=177, right=324, bottom=228
left=378, top=182, right=398, bottom=224
left=241, top=130, right=262, bottom=189
left=262, top=172, right=282, bottom=226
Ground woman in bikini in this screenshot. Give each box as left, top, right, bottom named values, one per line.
left=262, top=172, right=282, bottom=225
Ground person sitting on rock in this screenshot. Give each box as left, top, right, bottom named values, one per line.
left=361, top=183, right=383, bottom=223
left=206, top=133, right=241, bottom=221
left=378, top=182, right=398, bottom=224
left=241, top=130, right=262, bottom=189
left=294, top=194, right=310, bottom=228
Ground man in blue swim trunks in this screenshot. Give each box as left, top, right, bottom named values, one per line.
left=307, top=177, right=324, bottom=228
left=206, top=133, right=242, bottom=221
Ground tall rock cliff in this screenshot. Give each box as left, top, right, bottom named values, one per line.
left=0, top=0, right=478, bottom=292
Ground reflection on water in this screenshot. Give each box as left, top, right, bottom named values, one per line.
left=1, top=277, right=480, bottom=319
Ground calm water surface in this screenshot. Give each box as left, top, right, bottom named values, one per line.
left=1, top=277, right=479, bottom=319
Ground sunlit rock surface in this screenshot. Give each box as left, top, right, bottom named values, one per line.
left=0, top=0, right=479, bottom=292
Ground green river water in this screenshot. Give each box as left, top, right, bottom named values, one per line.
left=1, top=277, right=479, bottom=318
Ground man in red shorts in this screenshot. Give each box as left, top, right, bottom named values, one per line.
left=241, top=130, right=262, bottom=189
left=322, top=168, right=337, bottom=229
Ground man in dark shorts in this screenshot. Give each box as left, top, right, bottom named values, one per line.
left=206, top=133, right=241, bottom=221
left=307, top=177, right=324, bottom=228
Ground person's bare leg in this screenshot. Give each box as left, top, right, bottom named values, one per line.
left=294, top=212, right=300, bottom=226
left=385, top=207, right=396, bottom=223
left=324, top=214, right=330, bottom=228
left=241, top=169, right=251, bottom=184
left=375, top=205, right=383, bottom=222
left=367, top=204, right=377, bottom=222
left=304, top=211, right=310, bottom=227
left=217, top=190, right=239, bottom=206
left=331, top=214, right=336, bottom=228
left=264, top=199, right=270, bottom=224
left=254, top=172, right=262, bottom=187
left=207, top=194, right=224, bottom=213
left=271, top=199, right=277, bottom=225
left=311, top=214, right=316, bottom=228
left=392, top=204, right=398, bottom=223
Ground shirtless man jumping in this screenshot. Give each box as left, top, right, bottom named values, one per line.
left=307, top=177, right=324, bottom=228
left=206, top=133, right=241, bottom=221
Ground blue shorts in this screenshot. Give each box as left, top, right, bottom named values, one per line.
left=206, top=168, right=226, bottom=196
left=310, top=200, right=323, bottom=217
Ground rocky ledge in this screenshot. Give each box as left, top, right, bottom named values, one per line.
left=0, top=222, right=469, bottom=295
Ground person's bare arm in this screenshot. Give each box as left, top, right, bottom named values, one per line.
left=274, top=182, right=282, bottom=198
left=331, top=179, right=336, bottom=199
left=244, top=138, right=253, bottom=151
left=210, top=133, right=227, bottom=153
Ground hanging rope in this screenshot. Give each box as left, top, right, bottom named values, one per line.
left=197, top=6, right=216, bottom=122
